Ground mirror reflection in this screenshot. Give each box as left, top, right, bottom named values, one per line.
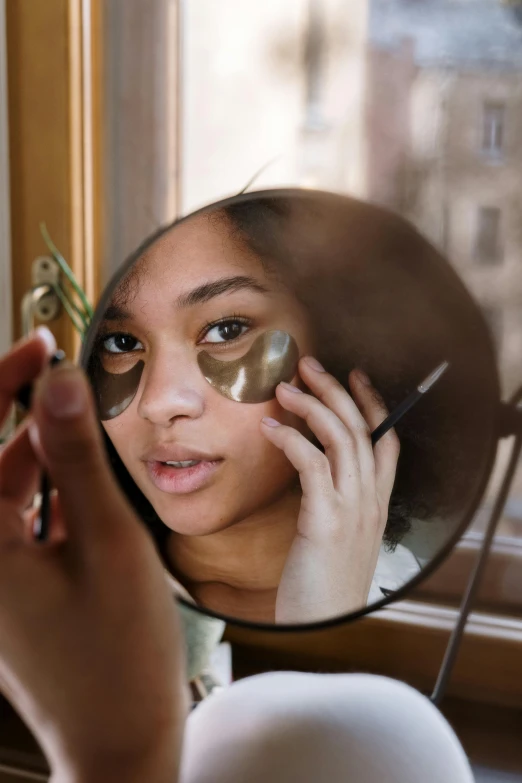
left=83, top=190, right=499, bottom=626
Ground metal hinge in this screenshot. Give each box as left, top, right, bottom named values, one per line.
left=21, top=255, right=62, bottom=337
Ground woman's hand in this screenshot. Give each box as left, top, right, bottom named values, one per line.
left=0, top=331, right=188, bottom=783
left=261, top=356, right=399, bottom=624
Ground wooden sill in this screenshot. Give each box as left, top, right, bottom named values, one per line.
left=413, top=530, right=522, bottom=612
left=225, top=598, right=522, bottom=709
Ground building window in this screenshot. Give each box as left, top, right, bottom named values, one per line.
left=481, top=102, right=505, bottom=155
left=481, top=305, right=503, bottom=352
left=474, top=207, right=502, bottom=265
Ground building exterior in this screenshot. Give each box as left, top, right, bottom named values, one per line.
left=367, top=0, right=522, bottom=399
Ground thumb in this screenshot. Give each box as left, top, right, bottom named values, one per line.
left=31, top=361, right=138, bottom=547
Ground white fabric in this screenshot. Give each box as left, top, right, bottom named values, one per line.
left=180, top=672, right=474, bottom=783
left=368, top=542, right=421, bottom=604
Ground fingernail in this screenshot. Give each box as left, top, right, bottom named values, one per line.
left=40, top=366, right=87, bottom=418
left=262, top=417, right=281, bottom=427
left=356, top=369, right=371, bottom=386
left=28, top=420, right=42, bottom=455
left=34, top=326, right=57, bottom=357
left=304, top=356, right=325, bottom=372
left=279, top=381, right=303, bottom=393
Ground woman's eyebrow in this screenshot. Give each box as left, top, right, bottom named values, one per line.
left=102, top=303, right=132, bottom=321
left=100, top=276, right=270, bottom=321
left=176, top=276, right=270, bottom=308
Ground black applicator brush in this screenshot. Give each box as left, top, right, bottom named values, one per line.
left=16, top=349, right=66, bottom=542
left=371, top=361, right=450, bottom=446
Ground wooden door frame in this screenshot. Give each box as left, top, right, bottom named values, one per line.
left=5, top=0, right=103, bottom=360
left=0, top=0, right=12, bottom=358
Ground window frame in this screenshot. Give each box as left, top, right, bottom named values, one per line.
left=0, top=0, right=13, bottom=445
left=5, top=0, right=103, bottom=360
left=226, top=594, right=522, bottom=708
left=0, top=0, right=11, bottom=359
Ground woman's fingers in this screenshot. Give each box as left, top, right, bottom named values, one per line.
left=0, top=421, right=40, bottom=509
left=348, top=370, right=400, bottom=504
left=297, top=357, right=376, bottom=484
left=31, top=362, right=146, bottom=553
left=260, top=417, right=335, bottom=508
left=275, top=382, right=360, bottom=495
left=0, top=328, right=56, bottom=427
left=298, top=357, right=370, bottom=437
left=276, top=357, right=399, bottom=509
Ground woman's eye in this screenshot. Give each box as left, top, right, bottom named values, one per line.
left=102, top=334, right=143, bottom=354
left=203, top=320, right=249, bottom=344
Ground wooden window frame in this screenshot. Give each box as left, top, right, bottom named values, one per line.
left=0, top=0, right=11, bottom=358
left=0, top=0, right=14, bottom=444
left=6, top=0, right=103, bottom=359
left=3, top=0, right=522, bottom=719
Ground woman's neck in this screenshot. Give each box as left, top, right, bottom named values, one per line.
left=165, top=492, right=301, bottom=621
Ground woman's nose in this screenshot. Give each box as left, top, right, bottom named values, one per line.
left=137, top=359, right=205, bottom=426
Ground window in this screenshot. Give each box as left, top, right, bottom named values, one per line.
left=474, top=207, right=502, bottom=265
left=482, top=101, right=505, bottom=155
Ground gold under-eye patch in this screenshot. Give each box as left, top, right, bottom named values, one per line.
left=92, top=330, right=298, bottom=419
left=93, top=360, right=145, bottom=421
left=197, top=330, right=299, bottom=403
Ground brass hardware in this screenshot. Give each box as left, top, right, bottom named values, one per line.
left=21, top=255, right=62, bottom=337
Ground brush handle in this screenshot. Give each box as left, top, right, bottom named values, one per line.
left=25, top=349, right=66, bottom=543
left=33, top=472, right=51, bottom=542
left=371, top=389, right=422, bottom=446
left=16, top=349, right=66, bottom=412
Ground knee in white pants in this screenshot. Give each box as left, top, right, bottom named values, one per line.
left=181, top=671, right=475, bottom=783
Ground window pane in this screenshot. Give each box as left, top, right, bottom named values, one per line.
left=98, top=0, right=522, bottom=608
left=482, top=102, right=505, bottom=154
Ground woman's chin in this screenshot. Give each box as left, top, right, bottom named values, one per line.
left=160, top=517, right=232, bottom=537
left=149, top=500, right=234, bottom=537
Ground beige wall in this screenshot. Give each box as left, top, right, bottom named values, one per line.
left=101, top=0, right=177, bottom=279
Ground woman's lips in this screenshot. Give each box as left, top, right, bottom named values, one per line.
left=145, top=459, right=223, bottom=495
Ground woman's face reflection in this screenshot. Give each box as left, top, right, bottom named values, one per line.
left=96, top=212, right=315, bottom=537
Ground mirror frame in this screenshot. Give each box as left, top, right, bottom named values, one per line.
left=81, top=188, right=501, bottom=632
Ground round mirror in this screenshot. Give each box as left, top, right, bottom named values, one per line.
left=81, top=189, right=500, bottom=629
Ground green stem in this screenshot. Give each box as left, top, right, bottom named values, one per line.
left=51, top=283, right=85, bottom=337
left=56, top=280, right=89, bottom=329
left=40, top=223, right=94, bottom=319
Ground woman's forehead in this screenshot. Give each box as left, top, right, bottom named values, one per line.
left=106, top=212, right=277, bottom=318
left=140, top=212, right=264, bottom=278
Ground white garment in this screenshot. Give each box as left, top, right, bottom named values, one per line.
left=180, top=672, right=475, bottom=783
left=368, top=542, right=421, bottom=605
